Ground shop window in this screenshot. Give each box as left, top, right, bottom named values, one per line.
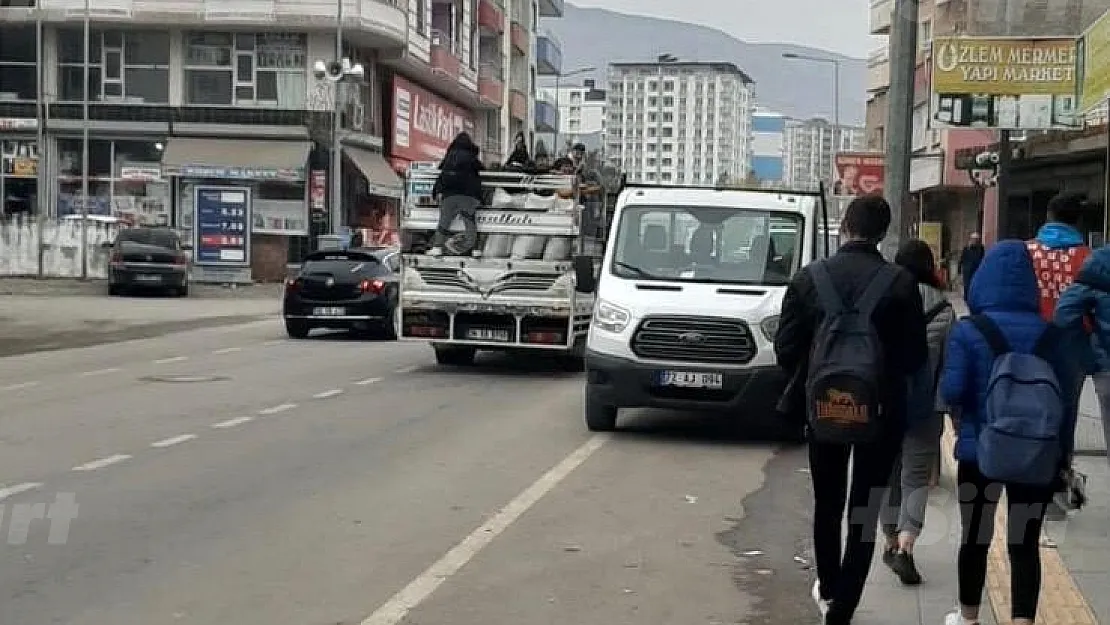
left=0, top=26, right=37, bottom=101
left=55, top=138, right=169, bottom=225
left=184, top=32, right=306, bottom=109
left=1, top=139, right=38, bottom=216
left=56, top=29, right=169, bottom=103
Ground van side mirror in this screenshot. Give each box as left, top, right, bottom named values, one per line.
left=572, top=255, right=596, bottom=293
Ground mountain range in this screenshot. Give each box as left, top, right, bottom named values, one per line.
left=544, top=4, right=868, bottom=126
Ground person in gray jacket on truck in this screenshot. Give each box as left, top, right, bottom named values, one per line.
left=880, top=239, right=956, bottom=585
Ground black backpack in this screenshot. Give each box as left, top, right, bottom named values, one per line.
left=805, top=262, right=901, bottom=444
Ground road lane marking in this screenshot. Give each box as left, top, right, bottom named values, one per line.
left=0, top=381, right=39, bottom=392
left=354, top=377, right=382, bottom=385
left=153, top=356, right=188, bottom=364
left=151, top=434, right=197, bottom=448
left=313, top=389, right=343, bottom=399
left=72, top=454, right=132, bottom=472
left=79, top=367, right=120, bottom=377
left=259, top=403, right=296, bottom=415
left=263, top=339, right=284, bottom=346
left=212, top=347, right=242, bottom=354
left=211, top=416, right=253, bottom=429
left=360, top=434, right=610, bottom=625
left=0, top=483, right=42, bottom=501
left=393, top=365, right=419, bottom=374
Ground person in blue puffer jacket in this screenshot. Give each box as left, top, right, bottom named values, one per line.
left=939, top=240, right=1078, bottom=625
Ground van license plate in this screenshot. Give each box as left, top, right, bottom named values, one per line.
left=657, top=371, right=723, bottom=389
left=467, top=328, right=510, bottom=341
left=313, top=307, right=345, bottom=316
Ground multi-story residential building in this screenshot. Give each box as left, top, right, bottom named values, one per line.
left=783, top=118, right=865, bottom=189
left=538, top=78, right=605, bottom=155
left=605, top=61, right=754, bottom=186
left=751, top=107, right=786, bottom=186
left=0, top=0, right=562, bottom=280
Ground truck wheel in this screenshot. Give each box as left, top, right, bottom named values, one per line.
left=585, top=395, right=618, bottom=432
left=434, top=345, right=476, bottom=366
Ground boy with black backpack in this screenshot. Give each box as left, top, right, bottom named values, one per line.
left=775, top=195, right=928, bottom=625
left=939, top=240, right=1077, bottom=625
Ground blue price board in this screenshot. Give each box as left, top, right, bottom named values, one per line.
left=194, top=186, right=250, bottom=265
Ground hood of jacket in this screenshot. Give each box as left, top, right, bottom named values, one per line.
left=446, top=132, right=478, bottom=155
left=1077, top=245, right=1110, bottom=291
left=1035, top=222, right=1085, bottom=249
left=967, top=239, right=1039, bottom=315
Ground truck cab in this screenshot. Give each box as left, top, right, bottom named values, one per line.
left=581, top=183, right=821, bottom=432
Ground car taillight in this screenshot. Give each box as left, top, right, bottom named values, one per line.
left=359, top=279, right=386, bottom=294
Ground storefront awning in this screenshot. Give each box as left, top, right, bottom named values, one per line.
left=162, top=137, right=312, bottom=181
left=344, top=146, right=404, bottom=199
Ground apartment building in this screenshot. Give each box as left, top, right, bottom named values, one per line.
left=605, top=61, right=754, bottom=186
left=0, top=0, right=562, bottom=280
left=751, top=107, right=786, bottom=186
left=538, top=78, right=605, bottom=155
left=783, top=118, right=865, bottom=189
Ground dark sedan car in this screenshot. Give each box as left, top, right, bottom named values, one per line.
left=282, top=247, right=400, bottom=339
left=107, top=227, right=190, bottom=297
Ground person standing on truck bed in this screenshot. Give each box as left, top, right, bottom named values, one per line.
left=774, top=195, right=928, bottom=625
left=427, top=132, right=484, bottom=257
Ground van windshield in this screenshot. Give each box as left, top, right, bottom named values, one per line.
left=610, top=205, right=804, bottom=285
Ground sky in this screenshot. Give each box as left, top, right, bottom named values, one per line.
left=568, top=0, right=884, bottom=59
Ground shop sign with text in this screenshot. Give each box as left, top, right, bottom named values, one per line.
left=1079, top=8, right=1110, bottom=112
left=391, top=75, right=475, bottom=163
left=833, top=152, right=885, bottom=197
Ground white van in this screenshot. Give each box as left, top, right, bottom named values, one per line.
left=578, top=184, right=821, bottom=432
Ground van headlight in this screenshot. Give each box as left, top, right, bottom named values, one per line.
left=593, top=299, right=631, bottom=333
left=759, top=315, right=780, bottom=341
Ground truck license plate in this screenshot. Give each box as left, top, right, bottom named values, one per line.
left=313, top=307, right=345, bottom=316
left=657, top=371, right=723, bottom=389
left=466, top=328, right=510, bottom=341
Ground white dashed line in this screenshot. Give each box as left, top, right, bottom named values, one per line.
left=153, top=356, right=188, bottom=364
left=151, top=434, right=197, bottom=448
left=0, top=482, right=43, bottom=501
left=259, top=403, right=296, bottom=415
left=263, top=339, right=284, bottom=346
left=211, top=416, right=253, bottom=429
left=393, top=365, right=419, bottom=374
left=212, top=347, right=242, bottom=355
left=313, top=389, right=343, bottom=399
left=72, top=454, right=132, bottom=472
left=359, top=434, right=610, bottom=625
left=79, top=367, right=120, bottom=377
left=354, top=377, right=382, bottom=386
left=0, top=381, right=39, bottom=392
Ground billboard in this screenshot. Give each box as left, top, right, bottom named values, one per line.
left=833, top=152, right=884, bottom=197
left=1079, top=9, right=1110, bottom=113
left=390, top=75, right=475, bottom=163
left=930, top=36, right=1081, bottom=129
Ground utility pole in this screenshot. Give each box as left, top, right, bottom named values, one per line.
left=883, top=0, right=918, bottom=258
left=80, top=0, right=90, bottom=279
left=329, top=0, right=343, bottom=235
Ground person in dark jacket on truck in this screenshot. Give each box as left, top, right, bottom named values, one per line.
left=428, top=132, right=484, bottom=257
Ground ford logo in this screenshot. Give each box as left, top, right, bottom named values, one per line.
left=677, top=332, right=705, bottom=344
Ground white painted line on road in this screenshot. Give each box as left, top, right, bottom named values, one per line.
left=259, top=403, right=296, bottom=415
left=359, top=434, right=610, bottom=625
left=313, top=389, right=343, bottom=399
left=354, top=377, right=382, bottom=386
left=263, top=339, right=284, bottom=346
left=79, top=367, right=120, bottom=377
left=0, top=381, right=39, bottom=392
left=151, top=434, right=197, bottom=448
left=153, top=356, right=188, bottom=364
left=0, top=482, right=43, bottom=501
left=393, top=365, right=419, bottom=374
left=72, top=454, right=132, bottom=472
left=212, top=347, right=242, bottom=355
left=211, top=416, right=253, bottom=429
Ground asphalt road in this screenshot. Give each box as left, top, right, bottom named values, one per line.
left=0, top=321, right=816, bottom=625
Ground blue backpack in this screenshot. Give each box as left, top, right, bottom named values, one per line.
left=970, top=315, right=1064, bottom=486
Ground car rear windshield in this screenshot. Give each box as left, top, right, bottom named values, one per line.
left=118, top=229, right=180, bottom=248
left=301, top=253, right=381, bottom=275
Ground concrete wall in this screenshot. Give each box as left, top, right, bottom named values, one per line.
left=0, top=216, right=118, bottom=279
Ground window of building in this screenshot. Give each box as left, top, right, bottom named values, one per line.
left=55, top=138, right=170, bottom=225
left=663, top=80, right=674, bottom=91
left=57, top=30, right=169, bottom=103
left=183, top=33, right=306, bottom=108
left=1, top=139, right=38, bottom=215
left=416, top=0, right=427, bottom=34
left=0, top=25, right=37, bottom=101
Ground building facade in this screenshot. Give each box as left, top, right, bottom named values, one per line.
left=538, top=78, right=605, bottom=155
left=605, top=61, right=754, bottom=186
left=0, top=0, right=562, bottom=280
left=782, top=117, right=865, bottom=189
left=751, top=107, right=785, bottom=186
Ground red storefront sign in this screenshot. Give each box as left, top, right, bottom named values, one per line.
left=390, top=75, right=475, bottom=163
left=833, top=152, right=885, bottom=197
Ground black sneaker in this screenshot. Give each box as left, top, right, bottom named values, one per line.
left=881, top=545, right=897, bottom=567
left=889, top=550, right=922, bottom=585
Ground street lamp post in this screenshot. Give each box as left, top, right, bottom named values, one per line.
left=783, top=52, right=841, bottom=184
left=314, top=0, right=365, bottom=237
left=552, top=66, right=595, bottom=154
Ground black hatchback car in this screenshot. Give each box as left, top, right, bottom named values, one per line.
left=282, top=247, right=401, bottom=339
left=106, top=227, right=190, bottom=297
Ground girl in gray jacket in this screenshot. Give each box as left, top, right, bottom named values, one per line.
left=880, top=239, right=957, bottom=585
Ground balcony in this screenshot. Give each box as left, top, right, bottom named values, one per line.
left=870, top=0, right=891, bottom=34
left=867, top=46, right=889, bottom=93
left=509, top=88, right=527, bottom=120
left=510, top=20, right=529, bottom=54
left=478, top=63, right=504, bottom=109
left=537, top=0, right=561, bottom=17
left=535, top=96, right=558, bottom=132
left=535, top=30, right=561, bottom=75
left=477, top=0, right=504, bottom=35
left=430, top=29, right=461, bottom=79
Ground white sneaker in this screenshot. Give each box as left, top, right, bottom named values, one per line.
left=812, top=580, right=829, bottom=617
left=944, top=610, right=977, bottom=625
left=426, top=247, right=443, bottom=257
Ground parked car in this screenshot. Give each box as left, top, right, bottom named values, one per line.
left=282, top=246, right=400, bottom=339
left=106, top=227, right=190, bottom=297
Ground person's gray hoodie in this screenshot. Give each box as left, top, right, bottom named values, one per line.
left=920, top=283, right=957, bottom=411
